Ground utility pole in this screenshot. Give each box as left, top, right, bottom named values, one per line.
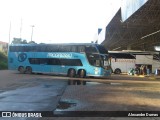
left=8, top=21, right=11, bottom=55
left=31, top=25, right=35, bottom=42
left=20, top=18, right=23, bottom=39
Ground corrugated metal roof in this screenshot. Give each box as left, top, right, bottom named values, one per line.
left=102, top=0, right=160, bottom=51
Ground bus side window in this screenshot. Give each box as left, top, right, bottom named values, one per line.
left=59, top=45, right=71, bottom=52
left=35, top=46, right=39, bottom=52
left=47, top=58, right=60, bottom=65
left=40, top=58, right=47, bottom=64
left=29, top=58, right=34, bottom=64
left=58, top=45, right=63, bottom=52
left=48, top=58, right=55, bottom=65
left=45, top=45, right=51, bottom=52
left=30, top=46, right=35, bottom=52
left=72, top=59, right=83, bottom=66
left=29, top=58, right=39, bottom=64
left=52, top=46, right=59, bottom=52
left=47, top=45, right=59, bottom=52
left=78, top=46, right=85, bottom=52
left=65, top=46, right=71, bottom=52
left=71, top=46, right=77, bottom=52
left=9, top=46, right=14, bottom=52
left=36, top=46, right=45, bottom=52
left=23, top=46, right=28, bottom=52
left=15, top=46, right=20, bottom=52
left=34, top=59, right=40, bottom=64
left=41, top=46, right=47, bottom=52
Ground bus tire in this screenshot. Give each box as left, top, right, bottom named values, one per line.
left=114, top=68, right=121, bottom=74
left=79, top=69, right=86, bottom=78
left=26, top=66, right=32, bottom=74
left=19, top=66, right=25, bottom=74
left=68, top=69, right=76, bottom=77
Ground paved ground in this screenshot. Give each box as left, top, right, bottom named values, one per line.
left=0, top=70, right=67, bottom=120
left=0, top=70, right=160, bottom=120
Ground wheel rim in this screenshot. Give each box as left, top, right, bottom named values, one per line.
left=115, top=69, right=121, bottom=74
left=69, top=69, right=75, bottom=77
left=19, top=67, right=24, bottom=73
left=79, top=70, right=85, bottom=78
left=27, top=67, right=32, bottom=74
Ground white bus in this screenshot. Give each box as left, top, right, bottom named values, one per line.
left=109, top=51, right=160, bottom=74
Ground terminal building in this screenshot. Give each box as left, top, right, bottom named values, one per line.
left=98, top=0, right=160, bottom=74
left=98, top=0, right=160, bottom=51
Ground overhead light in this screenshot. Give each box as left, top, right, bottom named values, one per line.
left=154, top=46, right=160, bottom=51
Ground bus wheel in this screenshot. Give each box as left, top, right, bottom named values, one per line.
left=114, top=68, right=121, bottom=74
left=79, top=69, right=86, bottom=78
left=19, top=66, right=25, bottom=74
left=26, top=66, right=32, bottom=74
left=68, top=69, right=76, bottom=77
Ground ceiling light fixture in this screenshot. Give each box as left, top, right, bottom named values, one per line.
left=154, top=46, right=160, bottom=51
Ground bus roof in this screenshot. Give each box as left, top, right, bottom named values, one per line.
left=9, top=43, right=99, bottom=46
left=109, top=50, right=159, bottom=55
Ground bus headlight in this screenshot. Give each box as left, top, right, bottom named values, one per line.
left=94, top=68, right=99, bottom=74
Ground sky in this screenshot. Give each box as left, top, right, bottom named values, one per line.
left=0, top=0, right=121, bottom=44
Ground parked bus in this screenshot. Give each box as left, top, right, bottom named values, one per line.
left=109, top=51, right=160, bottom=74
left=109, top=52, right=136, bottom=74
left=8, top=43, right=111, bottom=79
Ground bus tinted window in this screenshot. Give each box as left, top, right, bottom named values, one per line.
left=110, top=53, right=135, bottom=59
left=86, top=53, right=101, bottom=67
left=59, top=45, right=71, bottom=52
left=9, top=44, right=107, bottom=54
left=29, top=58, right=40, bottom=64
left=40, top=46, right=47, bottom=52
left=40, top=58, right=47, bottom=64
left=29, top=58, right=82, bottom=66
left=48, top=58, right=60, bottom=65
left=60, top=59, right=82, bottom=66
left=9, top=46, right=14, bottom=52
left=78, top=46, right=85, bottom=52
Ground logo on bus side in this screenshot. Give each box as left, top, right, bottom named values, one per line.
left=18, top=53, right=27, bottom=62
left=47, top=53, right=72, bottom=58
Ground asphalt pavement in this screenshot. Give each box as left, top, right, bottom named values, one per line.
left=0, top=70, right=160, bottom=120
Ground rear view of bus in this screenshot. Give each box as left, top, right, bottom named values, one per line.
left=8, top=43, right=111, bottom=78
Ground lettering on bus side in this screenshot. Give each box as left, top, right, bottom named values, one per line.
left=47, top=53, right=72, bottom=58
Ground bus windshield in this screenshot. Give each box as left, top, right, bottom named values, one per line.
left=96, top=45, right=108, bottom=54
left=86, top=53, right=110, bottom=68
left=100, top=54, right=109, bottom=67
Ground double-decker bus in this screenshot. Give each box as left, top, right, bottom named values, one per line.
left=8, top=43, right=111, bottom=78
